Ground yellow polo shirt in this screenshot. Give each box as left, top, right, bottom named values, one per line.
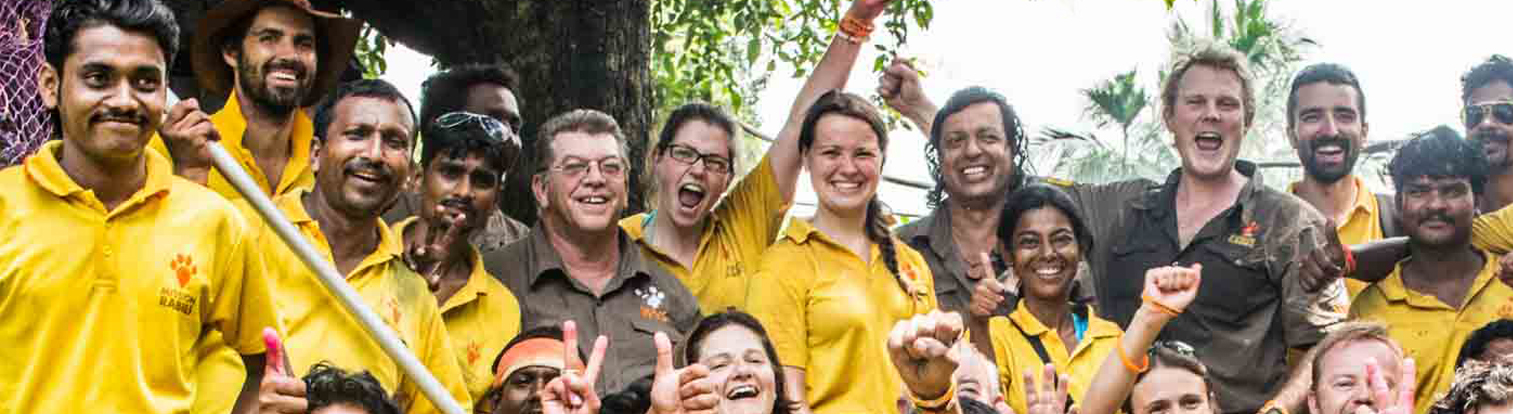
left=1289, top=177, right=1385, bottom=298
left=621, top=154, right=789, bottom=312
left=149, top=90, right=316, bottom=201
left=1349, top=249, right=1513, bottom=414
left=749, top=218, right=937, bottom=414
left=395, top=217, right=523, bottom=401
left=0, top=141, right=279, bottom=413
left=1473, top=205, right=1513, bottom=254
left=989, top=302, right=1122, bottom=414
left=260, top=190, right=472, bottom=413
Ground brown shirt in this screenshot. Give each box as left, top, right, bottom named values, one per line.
left=488, top=224, right=701, bottom=394
left=1067, top=161, right=1348, bottom=414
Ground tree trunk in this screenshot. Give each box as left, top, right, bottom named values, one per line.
left=333, top=0, right=654, bottom=226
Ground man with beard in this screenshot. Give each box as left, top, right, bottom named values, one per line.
left=248, top=79, right=471, bottom=414
left=1462, top=55, right=1513, bottom=213
left=0, top=0, right=280, bottom=411
left=1348, top=127, right=1512, bottom=414
left=153, top=0, right=360, bottom=201
left=1286, top=63, right=1399, bottom=299
left=393, top=110, right=525, bottom=402
left=491, top=109, right=700, bottom=396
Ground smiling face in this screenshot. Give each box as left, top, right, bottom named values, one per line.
left=1130, top=367, right=1216, bottom=414
left=1308, top=340, right=1402, bottom=414
left=1011, top=207, right=1081, bottom=302
left=1467, top=80, right=1513, bottom=170
left=226, top=5, right=317, bottom=115
left=1398, top=175, right=1476, bottom=248
left=312, top=96, right=415, bottom=218
left=419, top=149, right=502, bottom=234
left=40, top=24, right=167, bottom=169
left=1166, top=64, right=1248, bottom=180
left=654, top=120, right=734, bottom=230
left=694, top=325, right=779, bottom=414
left=1290, top=82, right=1368, bottom=184
left=491, top=365, right=559, bottom=414
left=804, top=113, right=883, bottom=218
left=938, top=102, right=1015, bottom=205
left=532, top=132, right=628, bottom=235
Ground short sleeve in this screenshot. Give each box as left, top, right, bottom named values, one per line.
left=1473, top=205, right=1513, bottom=254
left=715, top=155, right=790, bottom=252
left=748, top=243, right=811, bottom=369
left=210, top=207, right=280, bottom=355
left=1276, top=215, right=1349, bottom=348
left=399, top=286, right=474, bottom=414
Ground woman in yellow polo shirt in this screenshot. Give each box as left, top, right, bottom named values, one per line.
left=748, top=90, right=937, bottom=414
left=986, top=184, right=1125, bottom=414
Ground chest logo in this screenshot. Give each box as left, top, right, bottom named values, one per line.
left=466, top=341, right=482, bottom=366
left=636, top=286, right=670, bottom=323
left=160, top=254, right=199, bottom=316
left=1228, top=221, right=1260, bottom=247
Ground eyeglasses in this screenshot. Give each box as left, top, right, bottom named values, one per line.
left=662, top=143, right=732, bottom=174
left=541, top=157, right=626, bottom=179
left=1463, top=101, right=1513, bottom=128
left=1150, top=340, right=1196, bottom=358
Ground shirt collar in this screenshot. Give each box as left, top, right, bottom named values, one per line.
left=212, top=90, right=316, bottom=195
left=277, top=189, right=404, bottom=277
left=25, top=140, right=175, bottom=209
left=1380, top=249, right=1500, bottom=308
left=394, top=216, right=494, bottom=312
left=1286, top=176, right=1378, bottom=219
left=1135, top=160, right=1264, bottom=219
left=523, top=220, right=654, bottom=292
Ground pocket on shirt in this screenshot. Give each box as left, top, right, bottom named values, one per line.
left=1195, top=242, right=1273, bottom=325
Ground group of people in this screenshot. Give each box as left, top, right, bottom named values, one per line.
left=10, top=0, right=1513, bottom=414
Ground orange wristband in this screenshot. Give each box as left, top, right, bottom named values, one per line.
left=839, top=15, right=874, bottom=40
left=1342, top=248, right=1357, bottom=276
left=1116, top=335, right=1149, bottom=373
left=1142, top=294, right=1182, bottom=316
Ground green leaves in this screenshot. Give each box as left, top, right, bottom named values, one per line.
left=353, top=24, right=390, bottom=79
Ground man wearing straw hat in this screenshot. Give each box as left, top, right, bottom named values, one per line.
left=0, top=0, right=281, bottom=412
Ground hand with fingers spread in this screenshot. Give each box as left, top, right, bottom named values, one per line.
left=888, top=310, right=965, bottom=404
left=159, top=98, right=220, bottom=183
left=970, top=252, right=1010, bottom=318
left=1300, top=218, right=1350, bottom=292
left=1140, top=263, right=1202, bottom=318
left=542, top=320, right=609, bottom=414
left=257, top=327, right=307, bottom=414
left=650, top=332, right=719, bottom=414
left=404, top=205, right=468, bottom=291
left=1022, top=364, right=1076, bottom=414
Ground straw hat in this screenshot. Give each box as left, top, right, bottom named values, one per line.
left=191, top=0, right=361, bottom=107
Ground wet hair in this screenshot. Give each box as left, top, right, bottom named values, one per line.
left=1458, top=320, right=1513, bottom=368
left=303, top=362, right=402, bottom=414
left=1387, top=125, right=1488, bottom=196
left=601, top=376, right=654, bottom=414
left=1286, top=63, right=1366, bottom=129
left=44, top=0, right=180, bottom=70
left=1309, top=321, right=1406, bottom=390
left=419, top=63, right=523, bottom=131
left=312, top=79, right=418, bottom=144
left=420, top=112, right=517, bottom=174
left=645, top=102, right=740, bottom=199
left=1430, top=361, right=1513, bottom=414
left=997, top=184, right=1095, bottom=258
left=925, top=86, right=1028, bottom=209
left=1461, top=55, right=1513, bottom=106
left=682, top=310, right=797, bottom=414
left=1161, top=41, right=1256, bottom=128
left=532, top=109, right=629, bottom=173
left=798, top=91, right=910, bottom=291
left=1123, top=345, right=1218, bottom=414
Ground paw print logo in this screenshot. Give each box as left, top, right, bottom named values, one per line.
left=466, top=342, right=481, bottom=366
left=170, top=254, right=196, bottom=288
left=384, top=297, right=403, bottom=326
left=635, top=287, right=666, bottom=310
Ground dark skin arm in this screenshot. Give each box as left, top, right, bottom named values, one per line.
left=231, top=354, right=266, bottom=414
left=1297, top=218, right=1407, bottom=291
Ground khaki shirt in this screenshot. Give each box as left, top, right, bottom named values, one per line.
left=1069, top=161, right=1348, bottom=414
left=489, top=225, right=701, bottom=394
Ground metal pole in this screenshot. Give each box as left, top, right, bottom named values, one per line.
left=207, top=142, right=467, bottom=414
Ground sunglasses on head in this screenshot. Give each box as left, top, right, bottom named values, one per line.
left=1463, top=101, right=1513, bottom=128
left=1150, top=340, right=1196, bottom=358
left=434, top=111, right=523, bottom=166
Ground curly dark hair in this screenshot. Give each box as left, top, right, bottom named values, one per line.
left=1461, top=55, right=1513, bottom=107
left=420, top=63, right=523, bottom=132
left=303, top=362, right=402, bottom=414
left=1457, top=319, right=1513, bottom=368
left=925, top=86, right=1028, bottom=210
left=1388, top=125, right=1488, bottom=196
left=681, top=310, right=798, bottom=414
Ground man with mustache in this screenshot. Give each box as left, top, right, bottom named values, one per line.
left=490, top=109, right=701, bottom=396
left=1347, top=126, right=1513, bottom=414
left=393, top=110, right=525, bottom=402
left=1462, top=55, right=1513, bottom=214
left=0, top=0, right=280, bottom=411
left=1285, top=63, right=1400, bottom=299
left=247, top=79, right=471, bottom=414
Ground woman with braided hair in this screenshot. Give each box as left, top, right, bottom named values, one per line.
left=748, top=90, right=938, bottom=414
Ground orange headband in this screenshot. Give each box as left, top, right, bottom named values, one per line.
left=491, top=337, right=584, bottom=388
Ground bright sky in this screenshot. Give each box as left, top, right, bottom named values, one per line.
left=383, top=0, right=1513, bottom=217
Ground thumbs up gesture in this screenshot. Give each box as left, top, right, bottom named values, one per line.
left=651, top=332, right=719, bottom=414
left=258, top=327, right=308, bottom=413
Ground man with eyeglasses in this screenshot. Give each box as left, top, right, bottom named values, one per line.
left=488, top=109, right=701, bottom=396
left=393, top=111, right=526, bottom=402
left=1462, top=55, right=1513, bottom=214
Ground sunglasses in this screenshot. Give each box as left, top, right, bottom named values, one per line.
left=1150, top=340, right=1196, bottom=358
left=434, top=111, right=523, bottom=168
left=1463, top=101, right=1513, bottom=128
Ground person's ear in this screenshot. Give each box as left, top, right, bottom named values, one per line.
left=222, top=41, right=240, bottom=71
left=310, top=138, right=323, bottom=173
left=532, top=173, right=549, bottom=211
left=38, top=63, right=59, bottom=109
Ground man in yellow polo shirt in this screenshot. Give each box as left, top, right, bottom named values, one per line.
left=0, top=1, right=279, bottom=411
left=395, top=110, right=524, bottom=401
left=1284, top=63, right=1400, bottom=299
left=252, top=79, right=471, bottom=413
left=1349, top=127, right=1513, bottom=414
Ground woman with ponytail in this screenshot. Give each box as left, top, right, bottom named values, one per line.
left=749, top=90, right=939, bottom=414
